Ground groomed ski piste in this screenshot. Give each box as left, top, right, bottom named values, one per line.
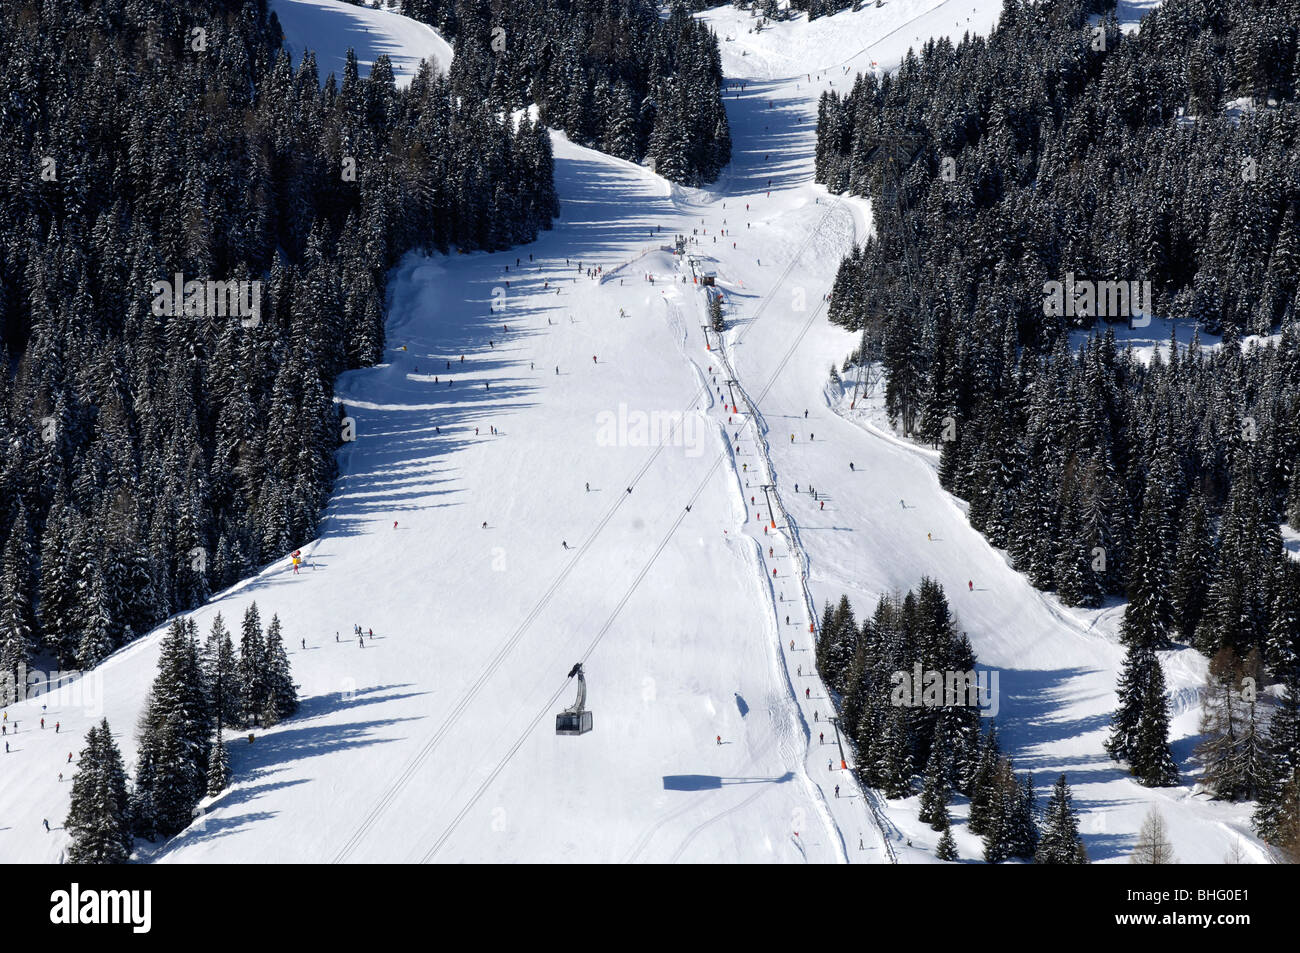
left=0, top=0, right=1276, bottom=863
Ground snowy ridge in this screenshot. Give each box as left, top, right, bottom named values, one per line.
left=271, top=0, right=453, bottom=87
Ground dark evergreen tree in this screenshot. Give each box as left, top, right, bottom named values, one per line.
left=918, top=740, right=953, bottom=830
left=967, top=724, right=1002, bottom=836
left=131, top=618, right=211, bottom=838
left=1126, top=648, right=1180, bottom=787
left=261, top=614, right=299, bottom=726
left=1035, top=774, right=1087, bottom=864
left=237, top=604, right=267, bottom=729
left=935, top=817, right=959, bottom=861
left=207, top=735, right=230, bottom=797
left=65, top=719, right=133, bottom=864
left=0, top=504, right=36, bottom=692
left=1254, top=665, right=1300, bottom=842
left=203, top=614, right=240, bottom=729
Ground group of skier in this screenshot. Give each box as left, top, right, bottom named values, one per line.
left=335, top=623, right=374, bottom=649
left=3, top=707, right=77, bottom=824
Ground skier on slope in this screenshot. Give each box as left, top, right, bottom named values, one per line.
left=819, top=732, right=824, bottom=745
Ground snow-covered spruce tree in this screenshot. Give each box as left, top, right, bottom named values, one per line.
left=76, top=564, right=117, bottom=669
left=1123, top=446, right=1179, bottom=643
left=203, top=613, right=240, bottom=729
left=935, top=816, right=959, bottom=862
left=1008, top=772, right=1039, bottom=860
left=980, top=758, right=1017, bottom=864
left=1130, top=653, right=1179, bottom=787
left=967, top=724, right=1001, bottom=836
left=1107, top=637, right=1178, bottom=787
left=0, top=503, right=36, bottom=693
left=816, top=596, right=857, bottom=693
left=918, top=741, right=953, bottom=830
left=237, top=603, right=267, bottom=729
left=1194, top=453, right=1278, bottom=657
left=261, top=614, right=299, bottom=726
left=65, top=719, right=133, bottom=863
left=1266, top=564, right=1300, bottom=675
left=934, top=704, right=980, bottom=797
left=131, top=618, right=211, bottom=838
left=1254, top=665, right=1300, bottom=842
left=1035, top=774, right=1087, bottom=864
left=207, top=735, right=230, bottom=798
left=870, top=705, right=915, bottom=799
left=36, top=493, right=78, bottom=667
left=1169, top=490, right=1212, bottom=644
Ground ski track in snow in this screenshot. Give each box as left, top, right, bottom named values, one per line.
left=2, top=0, right=1268, bottom=865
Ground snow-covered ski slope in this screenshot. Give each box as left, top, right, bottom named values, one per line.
left=0, top=0, right=1269, bottom=863
left=271, top=0, right=453, bottom=87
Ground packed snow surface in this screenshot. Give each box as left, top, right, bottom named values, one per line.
left=271, top=0, right=453, bottom=87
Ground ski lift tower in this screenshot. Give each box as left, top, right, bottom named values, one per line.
left=723, top=379, right=741, bottom=415
left=556, top=663, right=593, bottom=735
left=760, top=484, right=779, bottom=530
